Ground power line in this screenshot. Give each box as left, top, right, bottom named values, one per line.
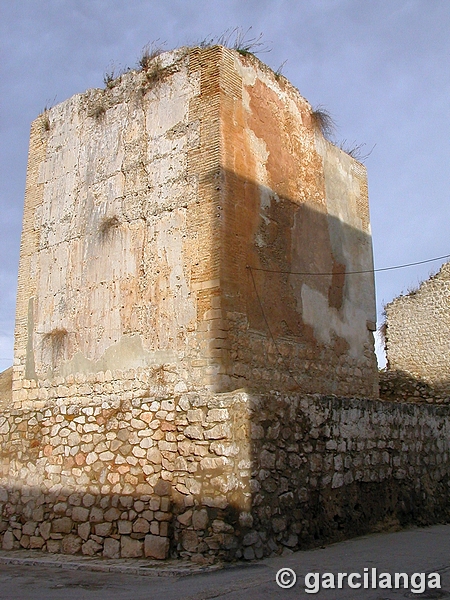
left=247, top=253, right=450, bottom=276
left=247, top=251, right=450, bottom=386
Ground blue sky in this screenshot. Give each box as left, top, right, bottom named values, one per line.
left=1, top=0, right=449, bottom=370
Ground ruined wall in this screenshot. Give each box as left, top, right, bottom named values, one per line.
left=1, top=388, right=449, bottom=560
left=384, top=262, right=450, bottom=397
left=13, top=45, right=377, bottom=402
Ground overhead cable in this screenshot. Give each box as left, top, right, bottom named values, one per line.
left=247, top=253, right=450, bottom=276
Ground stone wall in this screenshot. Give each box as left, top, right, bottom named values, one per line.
left=384, top=262, right=450, bottom=396
left=14, top=44, right=378, bottom=401
left=1, top=384, right=449, bottom=561
left=379, top=369, right=450, bottom=404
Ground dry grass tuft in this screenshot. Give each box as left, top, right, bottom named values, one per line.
left=39, top=108, right=51, bottom=133
left=103, top=71, right=117, bottom=90
left=311, top=106, right=335, bottom=139
left=144, top=59, right=165, bottom=85
left=44, top=328, right=68, bottom=359
left=274, top=60, right=287, bottom=80
left=103, top=62, right=131, bottom=90
left=138, top=41, right=165, bottom=71
left=136, top=42, right=169, bottom=94
left=198, top=27, right=270, bottom=56
left=99, top=215, right=120, bottom=238
left=339, top=140, right=376, bottom=163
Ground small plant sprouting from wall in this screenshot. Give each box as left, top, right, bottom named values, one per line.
left=226, top=27, right=269, bottom=56
left=144, top=59, right=165, bottom=87
left=198, top=27, right=270, bottom=57
left=99, top=215, right=120, bottom=240
left=274, top=60, right=287, bottom=80
left=103, top=63, right=131, bottom=90
left=39, top=107, right=51, bottom=134
left=137, top=42, right=169, bottom=94
left=338, top=140, right=376, bottom=163
left=311, top=106, right=335, bottom=140
left=89, top=102, right=106, bottom=121
left=406, top=282, right=420, bottom=297
left=103, top=71, right=117, bottom=90
left=138, top=41, right=165, bottom=71
left=43, top=328, right=68, bottom=365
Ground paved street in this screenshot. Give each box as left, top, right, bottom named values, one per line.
left=0, top=524, right=449, bottom=599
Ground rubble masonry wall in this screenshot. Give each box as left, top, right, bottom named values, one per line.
left=1, top=380, right=449, bottom=561
left=384, top=262, right=450, bottom=397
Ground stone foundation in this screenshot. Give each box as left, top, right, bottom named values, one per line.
left=1, top=381, right=449, bottom=561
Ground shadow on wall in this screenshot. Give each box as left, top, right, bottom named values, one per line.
left=210, top=167, right=378, bottom=397
left=379, top=369, right=450, bottom=404
left=20, top=165, right=378, bottom=398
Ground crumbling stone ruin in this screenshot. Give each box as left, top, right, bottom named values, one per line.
left=1, top=46, right=449, bottom=562
left=381, top=262, right=450, bottom=403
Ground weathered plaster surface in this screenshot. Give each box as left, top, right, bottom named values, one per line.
left=16, top=50, right=202, bottom=388
left=220, top=50, right=377, bottom=395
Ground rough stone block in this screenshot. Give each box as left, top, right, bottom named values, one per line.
left=71, top=506, right=90, bottom=522
left=46, top=539, right=61, bottom=554
left=154, top=480, right=171, bottom=496
left=22, top=521, right=37, bottom=536
left=104, top=507, right=120, bottom=521
left=118, top=520, right=132, bottom=535
left=52, top=517, right=73, bottom=534
left=144, top=535, right=169, bottom=560
left=82, top=539, right=102, bottom=555
left=133, top=518, right=150, bottom=534
left=103, top=537, right=120, bottom=558
left=192, top=509, right=208, bottom=531
left=61, top=534, right=82, bottom=555
left=39, top=522, right=51, bottom=540
left=181, top=530, right=199, bottom=553
left=2, top=531, right=14, bottom=550
left=78, top=522, right=91, bottom=540
left=94, top=522, right=112, bottom=537
left=120, top=536, right=143, bottom=558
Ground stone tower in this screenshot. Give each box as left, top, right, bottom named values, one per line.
left=13, top=45, right=377, bottom=405
left=3, top=47, right=448, bottom=564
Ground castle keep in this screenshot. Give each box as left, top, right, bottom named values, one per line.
left=13, top=45, right=377, bottom=402
left=1, top=47, right=449, bottom=562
